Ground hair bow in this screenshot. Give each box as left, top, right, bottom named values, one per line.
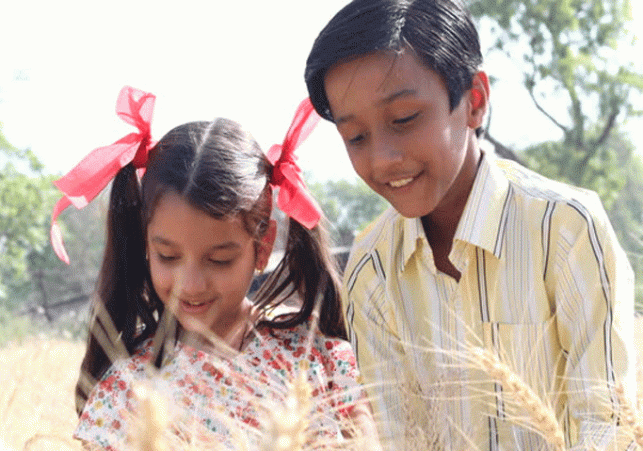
left=50, top=86, right=156, bottom=264
left=267, top=98, right=322, bottom=229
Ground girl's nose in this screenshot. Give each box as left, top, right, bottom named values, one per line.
left=177, top=263, right=208, bottom=298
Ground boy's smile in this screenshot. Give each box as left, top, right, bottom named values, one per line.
left=324, top=49, right=485, bottom=222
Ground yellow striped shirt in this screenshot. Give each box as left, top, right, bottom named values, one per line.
left=343, top=152, right=636, bottom=450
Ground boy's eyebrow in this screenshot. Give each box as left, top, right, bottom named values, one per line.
left=379, top=88, right=418, bottom=105
left=150, top=236, right=240, bottom=251
left=334, top=88, right=418, bottom=125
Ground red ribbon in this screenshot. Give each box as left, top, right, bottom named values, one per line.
left=267, top=98, right=322, bottom=230
left=50, top=86, right=156, bottom=264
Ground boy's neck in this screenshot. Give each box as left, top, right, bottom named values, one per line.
left=421, top=214, right=462, bottom=281
left=420, top=149, right=483, bottom=281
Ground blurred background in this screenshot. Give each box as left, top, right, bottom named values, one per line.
left=1, top=0, right=642, bottom=342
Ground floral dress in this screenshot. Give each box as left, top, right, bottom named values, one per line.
left=74, top=322, right=365, bottom=450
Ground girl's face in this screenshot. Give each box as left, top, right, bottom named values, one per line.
left=146, top=192, right=275, bottom=342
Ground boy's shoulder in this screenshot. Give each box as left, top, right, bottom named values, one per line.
left=495, top=157, right=602, bottom=208
left=493, top=157, right=610, bottom=228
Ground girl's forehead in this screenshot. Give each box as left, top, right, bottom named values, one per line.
left=148, top=192, right=250, bottom=243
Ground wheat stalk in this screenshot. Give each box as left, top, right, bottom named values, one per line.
left=472, top=347, right=565, bottom=451
left=615, top=382, right=643, bottom=448
left=261, top=370, right=311, bottom=451
left=131, top=383, right=170, bottom=451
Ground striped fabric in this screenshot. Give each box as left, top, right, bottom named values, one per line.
left=343, top=152, right=636, bottom=450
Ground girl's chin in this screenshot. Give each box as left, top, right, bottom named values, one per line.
left=175, top=312, right=215, bottom=336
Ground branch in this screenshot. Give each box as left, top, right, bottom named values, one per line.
left=19, top=293, right=90, bottom=317
left=594, top=107, right=619, bottom=149
left=484, top=134, right=523, bottom=164
left=575, top=106, right=620, bottom=175
left=527, top=83, right=569, bottom=136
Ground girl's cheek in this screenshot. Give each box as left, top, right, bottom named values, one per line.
left=150, top=264, right=174, bottom=295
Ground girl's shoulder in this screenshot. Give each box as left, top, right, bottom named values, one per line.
left=257, top=320, right=356, bottom=362
left=98, top=338, right=163, bottom=380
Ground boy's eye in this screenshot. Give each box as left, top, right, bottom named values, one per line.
left=347, top=133, right=366, bottom=145
left=393, top=112, right=419, bottom=125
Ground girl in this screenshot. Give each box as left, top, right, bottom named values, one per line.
left=51, top=87, right=380, bottom=450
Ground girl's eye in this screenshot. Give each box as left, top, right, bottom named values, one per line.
left=393, top=112, right=419, bottom=125
left=158, top=254, right=178, bottom=262
left=209, top=258, right=234, bottom=266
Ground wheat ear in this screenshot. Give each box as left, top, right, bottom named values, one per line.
left=132, top=383, right=170, bottom=451
left=472, top=347, right=565, bottom=451
left=615, top=382, right=643, bottom=448
left=262, top=369, right=312, bottom=451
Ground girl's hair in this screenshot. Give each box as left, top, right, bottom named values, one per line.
left=304, top=0, right=483, bottom=121
left=75, top=119, right=345, bottom=414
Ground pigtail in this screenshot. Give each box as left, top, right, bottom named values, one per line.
left=75, top=164, right=161, bottom=415
left=256, top=218, right=347, bottom=341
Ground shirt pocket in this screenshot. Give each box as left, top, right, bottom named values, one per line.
left=480, top=317, right=566, bottom=434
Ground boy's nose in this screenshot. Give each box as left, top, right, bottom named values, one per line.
left=370, top=136, right=404, bottom=173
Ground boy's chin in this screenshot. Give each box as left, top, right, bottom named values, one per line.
left=386, top=199, right=433, bottom=219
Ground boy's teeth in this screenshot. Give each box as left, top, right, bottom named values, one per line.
left=389, top=177, right=414, bottom=188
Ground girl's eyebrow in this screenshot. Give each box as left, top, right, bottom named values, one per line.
left=334, top=88, right=418, bottom=125
left=150, top=236, right=241, bottom=251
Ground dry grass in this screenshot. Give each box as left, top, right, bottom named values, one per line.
left=0, top=338, right=84, bottom=451
left=2, top=317, right=643, bottom=451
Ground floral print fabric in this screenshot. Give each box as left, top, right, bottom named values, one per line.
left=74, top=323, right=365, bottom=450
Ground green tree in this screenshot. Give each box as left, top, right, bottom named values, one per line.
left=0, top=123, right=59, bottom=308
left=19, top=195, right=106, bottom=325
left=309, top=178, right=388, bottom=246
left=470, top=0, right=643, bottom=157
left=1, top=122, right=105, bottom=330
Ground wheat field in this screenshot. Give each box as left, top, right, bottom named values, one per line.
left=2, top=318, right=643, bottom=451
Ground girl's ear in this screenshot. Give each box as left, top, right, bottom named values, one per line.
left=256, top=219, right=277, bottom=272
left=467, top=71, right=490, bottom=130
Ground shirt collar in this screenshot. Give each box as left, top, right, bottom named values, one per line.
left=453, top=151, right=510, bottom=257
left=400, top=151, right=511, bottom=270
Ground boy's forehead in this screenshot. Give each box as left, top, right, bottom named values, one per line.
left=324, top=50, right=446, bottom=114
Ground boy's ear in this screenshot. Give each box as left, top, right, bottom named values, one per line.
left=467, top=71, right=490, bottom=130
left=256, top=219, right=277, bottom=272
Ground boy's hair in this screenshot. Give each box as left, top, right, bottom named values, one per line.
left=305, top=0, right=483, bottom=121
left=75, top=119, right=345, bottom=414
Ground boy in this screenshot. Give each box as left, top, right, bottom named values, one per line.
left=305, top=0, right=636, bottom=449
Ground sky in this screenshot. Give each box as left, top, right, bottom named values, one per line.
left=1, top=0, right=642, bottom=182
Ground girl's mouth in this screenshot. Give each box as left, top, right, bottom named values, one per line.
left=179, top=299, right=214, bottom=314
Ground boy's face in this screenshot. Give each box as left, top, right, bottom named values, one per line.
left=324, top=50, right=485, bottom=219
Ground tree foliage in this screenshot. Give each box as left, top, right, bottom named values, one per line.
left=470, top=0, right=643, bottom=155
left=1, top=122, right=105, bottom=325
left=0, top=123, right=58, bottom=306
left=309, top=178, right=388, bottom=246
